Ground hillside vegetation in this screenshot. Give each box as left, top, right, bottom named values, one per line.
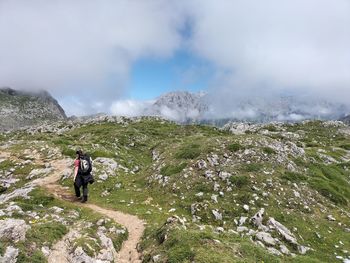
left=1, top=117, right=350, bottom=262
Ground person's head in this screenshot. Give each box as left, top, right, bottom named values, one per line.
left=76, top=149, right=83, bottom=158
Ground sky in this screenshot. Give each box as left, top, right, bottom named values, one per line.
left=0, top=0, right=349, bottom=117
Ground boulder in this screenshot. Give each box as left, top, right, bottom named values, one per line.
left=0, top=219, right=30, bottom=242
left=267, top=218, right=298, bottom=245
left=255, top=232, right=277, bottom=246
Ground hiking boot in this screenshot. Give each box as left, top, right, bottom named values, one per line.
left=75, top=196, right=83, bottom=201
left=81, top=196, right=87, bottom=203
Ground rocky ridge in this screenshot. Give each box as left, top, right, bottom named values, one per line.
left=0, top=87, right=66, bottom=131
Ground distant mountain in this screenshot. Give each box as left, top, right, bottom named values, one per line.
left=144, top=91, right=208, bottom=123
left=0, top=87, right=66, bottom=131
left=340, top=114, right=350, bottom=125
left=142, top=91, right=348, bottom=124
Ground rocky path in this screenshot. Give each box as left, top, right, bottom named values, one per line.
left=37, top=159, right=145, bottom=263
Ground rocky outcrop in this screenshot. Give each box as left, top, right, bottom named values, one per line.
left=0, top=87, right=66, bottom=131
left=0, top=219, right=30, bottom=242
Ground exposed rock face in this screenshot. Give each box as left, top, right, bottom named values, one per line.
left=0, top=87, right=66, bottom=131
left=148, top=91, right=208, bottom=122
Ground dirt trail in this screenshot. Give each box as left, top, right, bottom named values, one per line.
left=36, top=159, right=145, bottom=263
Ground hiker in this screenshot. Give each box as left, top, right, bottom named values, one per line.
left=73, top=149, right=94, bottom=203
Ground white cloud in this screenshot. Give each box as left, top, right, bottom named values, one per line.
left=187, top=0, right=350, bottom=109
left=1, top=0, right=349, bottom=117
left=0, top=0, right=186, bottom=115
left=110, top=99, right=151, bottom=117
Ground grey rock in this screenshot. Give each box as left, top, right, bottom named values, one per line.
left=0, top=219, right=30, bottom=242
left=268, top=218, right=298, bottom=245
left=152, top=254, right=161, bottom=262
left=212, top=210, right=222, bottom=221
left=0, top=246, right=19, bottom=263
left=255, top=231, right=277, bottom=246
left=298, top=245, right=311, bottom=255
left=251, top=208, right=265, bottom=229
left=197, top=160, right=207, bottom=169
left=0, top=185, right=34, bottom=204
left=237, top=226, right=249, bottom=233
left=72, top=246, right=94, bottom=263
left=267, top=247, right=282, bottom=256
left=243, top=204, right=249, bottom=212
left=327, top=215, right=336, bottom=221
left=99, top=173, right=108, bottom=181
left=239, top=216, right=248, bottom=226
left=280, top=244, right=290, bottom=255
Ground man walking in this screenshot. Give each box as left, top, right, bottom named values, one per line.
left=73, top=149, right=93, bottom=203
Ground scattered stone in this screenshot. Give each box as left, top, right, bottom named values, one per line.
left=239, top=216, right=248, bottom=226
left=243, top=204, right=249, bottom=212
left=152, top=254, right=161, bottom=262
left=211, top=194, right=218, bottom=203
left=197, top=160, right=207, bottom=169
left=216, top=227, right=224, bottom=233
left=212, top=210, right=222, bottom=221
left=327, top=215, right=336, bottom=221
left=237, top=226, right=249, bottom=233
left=41, top=246, right=50, bottom=257
left=251, top=208, right=265, bottom=228
left=50, top=206, right=64, bottom=214
left=298, top=245, right=311, bottom=255
left=218, top=171, right=231, bottom=180
left=101, top=190, right=110, bottom=197
left=195, top=192, right=204, bottom=197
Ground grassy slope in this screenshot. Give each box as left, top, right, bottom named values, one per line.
left=1, top=119, right=350, bottom=262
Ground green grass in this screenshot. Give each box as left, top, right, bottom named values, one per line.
left=281, top=171, right=307, bottom=182
left=262, top=146, right=276, bottom=155
left=308, top=164, right=350, bottom=205
left=228, top=143, right=243, bottom=152
left=175, top=143, right=201, bottom=159
left=3, top=118, right=350, bottom=263
left=160, top=163, right=187, bottom=177
left=243, top=163, right=261, bottom=172
left=26, top=223, right=68, bottom=246
left=229, top=175, right=249, bottom=188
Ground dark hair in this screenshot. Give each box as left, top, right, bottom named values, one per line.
left=76, top=149, right=83, bottom=155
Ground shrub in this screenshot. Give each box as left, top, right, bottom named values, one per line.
left=230, top=175, right=249, bottom=188
left=262, top=147, right=276, bottom=155
left=265, top=125, right=278, bottom=132
left=281, top=172, right=307, bottom=182
left=228, top=143, right=243, bottom=152
left=160, top=163, right=187, bottom=176
left=175, top=144, right=201, bottom=159
left=340, top=144, right=350, bottom=150
left=244, top=163, right=260, bottom=172
left=310, top=178, right=347, bottom=205
left=90, top=150, right=115, bottom=159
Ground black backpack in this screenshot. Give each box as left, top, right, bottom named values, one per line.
left=79, top=154, right=92, bottom=175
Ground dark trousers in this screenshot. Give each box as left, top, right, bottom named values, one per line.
left=74, top=182, right=88, bottom=200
